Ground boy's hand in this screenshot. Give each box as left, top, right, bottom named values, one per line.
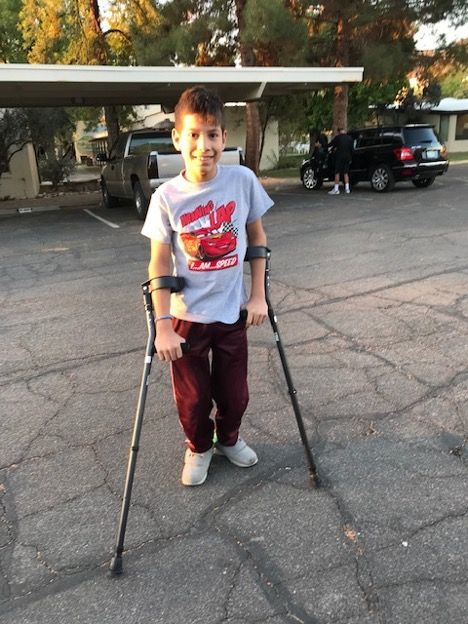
left=244, top=296, right=268, bottom=327
left=155, top=322, right=186, bottom=361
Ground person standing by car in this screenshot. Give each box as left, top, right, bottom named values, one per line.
left=328, top=128, right=354, bottom=195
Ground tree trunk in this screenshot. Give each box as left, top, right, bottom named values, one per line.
left=104, top=105, right=120, bottom=151
left=244, top=102, right=261, bottom=174
left=235, top=0, right=261, bottom=174
left=333, top=85, right=348, bottom=133
left=332, top=14, right=349, bottom=133
left=89, top=0, right=120, bottom=151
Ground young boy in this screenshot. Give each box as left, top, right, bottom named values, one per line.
left=141, top=86, right=274, bottom=486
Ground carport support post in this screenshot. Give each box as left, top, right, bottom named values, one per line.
left=109, top=284, right=155, bottom=575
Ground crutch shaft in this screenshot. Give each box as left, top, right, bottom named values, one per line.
left=110, top=297, right=155, bottom=574
left=266, top=304, right=318, bottom=485
left=246, top=246, right=319, bottom=487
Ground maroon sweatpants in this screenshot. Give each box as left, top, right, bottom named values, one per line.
left=170, top=317, right=249, bottom=453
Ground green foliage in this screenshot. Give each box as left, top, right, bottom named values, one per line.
left=25, top=108, right=76, bottom=154
left=0, top=109, right=31, bottom=177
left=0, top=107, right=78, bottom=180
left=129, top=0, right=236, bottom=66
left=0, top=0, right=26, bottom=62
left=68, top=105, right=139, bottom=133
left=242, top=0, right=307, bottom=65
left=38, top=155, right=74, bottom=189
left=347, top=78, right=408, bottom=127
left=440, top=70, right=468, bottom=97
left=304, top=91, right=334, bottom=135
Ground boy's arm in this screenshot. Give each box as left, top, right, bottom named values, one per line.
left=245, top=218, right=268, bottom=327
left=148, top=239, right=186, bottom=361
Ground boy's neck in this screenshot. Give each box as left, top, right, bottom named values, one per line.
left=184, top=164, right=219, bottom=184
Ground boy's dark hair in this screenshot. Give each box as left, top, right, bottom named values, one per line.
left=174, top=86, right=225, bottom=131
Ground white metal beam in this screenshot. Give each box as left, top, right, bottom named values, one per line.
left=0, top=64, right=364, bottom=108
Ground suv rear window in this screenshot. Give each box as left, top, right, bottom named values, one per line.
left=402, top=127, right=439, bottom=147
left=380, top=131, right=402, bottom=145
left=128, top=133, right=177, bottom=155
left=356, top=131, right=380, bottom=148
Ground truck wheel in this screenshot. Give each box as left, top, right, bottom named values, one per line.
left=101, top=181, right=118, bottom=208
left=302, top=166, right=323, bottom=190
left=370, top=164, right=395, bottom=192
left=412, top=177, right=435, bottom=188
left=133, top=181, right=149, bottom=220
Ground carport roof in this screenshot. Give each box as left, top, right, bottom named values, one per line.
left=0, top=64, right=363, bottom=108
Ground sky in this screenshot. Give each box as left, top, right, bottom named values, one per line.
left=415, top=20, right=468, bottom=50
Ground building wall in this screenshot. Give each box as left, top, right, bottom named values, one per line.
left=422, top=113, right=468, bottom=153
left=0, top=142, right=40, bottom=199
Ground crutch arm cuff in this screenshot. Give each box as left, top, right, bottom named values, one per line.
left=142, top=276, right=186, bottom=293
left=244, top=246, right=271, bottom=261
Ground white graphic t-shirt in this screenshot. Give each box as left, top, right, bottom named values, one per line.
left=141, top=165, right=274, bottom=324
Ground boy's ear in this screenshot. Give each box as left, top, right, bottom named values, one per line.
left=222, top=129, right=227, bottom=146
left=172, top=127, right=181, bottom=151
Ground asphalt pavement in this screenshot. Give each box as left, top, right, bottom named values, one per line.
left=0, top=165, right=467, bottom=623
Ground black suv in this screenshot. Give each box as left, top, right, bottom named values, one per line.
left=300, top=125, right=449, bottom=192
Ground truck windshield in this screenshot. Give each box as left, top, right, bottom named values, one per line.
left=128, top=133, right=177, bottom=155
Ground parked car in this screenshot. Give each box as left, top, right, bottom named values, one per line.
left=99, top=129, right=243, bottom=219
left=300, top=124, right=449, bottom=192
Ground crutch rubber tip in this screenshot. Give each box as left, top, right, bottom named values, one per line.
left=109, top=555, right=123, bottom=576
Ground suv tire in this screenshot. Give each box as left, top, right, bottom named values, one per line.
left=302, top=166, right=323, bottom=190
left=101, top=181, right=118, bottom=208
left=133, top=181, right=149, bottom=220
left=370, top=164, right=395, bottom=192
left=412, top=177, right=435, bottom=188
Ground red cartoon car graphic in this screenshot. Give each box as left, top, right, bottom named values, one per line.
left=181, top=227, right=236, bottom=260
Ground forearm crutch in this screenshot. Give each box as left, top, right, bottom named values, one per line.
left=245, top=246, right=319, bottom=487
left=109, top=276, right=188, bottom=576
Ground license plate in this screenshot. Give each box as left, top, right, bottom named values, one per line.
left=426, top=149, right=438, bottom=159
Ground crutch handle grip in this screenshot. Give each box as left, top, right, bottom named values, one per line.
left=155, top=341, right=190, bottom=354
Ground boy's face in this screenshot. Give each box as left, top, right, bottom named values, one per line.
left=172, top=113, right=226, bottom=183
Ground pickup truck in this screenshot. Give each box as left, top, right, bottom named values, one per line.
left=99, top=129, right=243, bottom=219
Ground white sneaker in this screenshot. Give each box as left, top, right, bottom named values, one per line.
left=345, top=188, right=351, bottom=194
left=328, top=188, right=340, bottom=195
left=181, top=447, right=213, bottom=486
left=215, top=437, right=258, bottom=467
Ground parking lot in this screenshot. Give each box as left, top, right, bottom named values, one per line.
left=1, top=165, right=467, bottom=623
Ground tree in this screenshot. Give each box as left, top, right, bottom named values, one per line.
left=19, top=0, right=137, bottom=149
left=440, top=68, right=468, bottom=98
left=301, top=0, right=467, bottom=132
left=237, top=0, right=308, bottom=172
left=0, top=0, right=26, bottom=62
left=0, top=109, right=30, bottom=178
left=129, top=0, right=308, bottom=172
left=415, top=38, right=468, bottom=100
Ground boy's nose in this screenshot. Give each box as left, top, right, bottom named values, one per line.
left=196, top=134, right=208, bottom=151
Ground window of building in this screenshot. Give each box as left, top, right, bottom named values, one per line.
left=455, top=113, right=468, bottom=140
